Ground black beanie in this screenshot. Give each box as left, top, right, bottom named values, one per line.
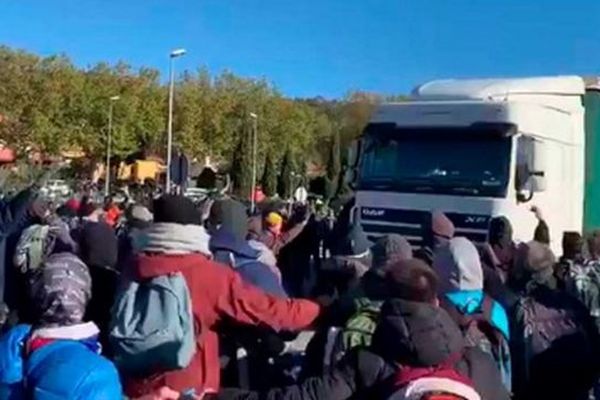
left=209, top=199, right=248, bottom=241
left=79, top=222, right=118, bottom=270
left=153, top=195, right=201, bottom=225
left=334, top=223, right=371, bottom=257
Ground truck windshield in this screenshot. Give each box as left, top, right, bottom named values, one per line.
left=359, top=128, right=512, bottom=197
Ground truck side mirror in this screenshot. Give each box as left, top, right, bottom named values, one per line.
left=529, top=140, right=547, bottom=192
left=516, top=136, right=546, bottom=202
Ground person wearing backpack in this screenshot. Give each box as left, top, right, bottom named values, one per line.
left=207, top=198, right=287, bottom=298
left=115, top=195, right=321, bottom=399
left=214, top=259, right=509, bottom=400
left=433, top=237, right=512, bottom=392
left=300, top=234, right=410, bottom=378
left=0, top=252, right=122, bottom=399
left=0, top=187, right=50, bottom=330
left=510, top=240, right=600, bottom=400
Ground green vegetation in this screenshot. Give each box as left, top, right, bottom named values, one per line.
left=0, top=45, right=403, bottom=192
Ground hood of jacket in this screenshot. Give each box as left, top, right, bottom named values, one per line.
left=434, top=237, right=484, bottom=293
left=371, top=299, right=465, bottom=368
left=209, top=228, right=259, bottom=261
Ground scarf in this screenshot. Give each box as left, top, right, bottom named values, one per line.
left=142, top=223, right=212, bottom=256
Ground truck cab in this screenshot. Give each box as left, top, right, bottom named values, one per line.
left=350, top=76, right=586, bottom=253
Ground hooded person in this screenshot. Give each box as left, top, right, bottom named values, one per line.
left=510, top=240, right=600, bottom=400
left=208, top=198, right=286, bottom=298
left=415, top=211, right=455, bottom=266
left=217, top=259, right=509, bottom=400
left=433, top=237, right=512, bottom=390
left=0, top=187, right=47, bottom=329
left=320, top=223, right=373, bottom=295
left=7, top=217, right=78, bottom=328
left=0, top=252, right=122, bottom=399
left=78, top=221, right=119, bottom=351
left=121, top=195, right=321, bottom=398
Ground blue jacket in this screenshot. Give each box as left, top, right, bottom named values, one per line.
left=210, top=229, right=288, bottom=298
left=445, top=290, right=512, bottom=391
left=445, top=290, right=510, bottom=339
left=0, top=325, right=122, bottom=400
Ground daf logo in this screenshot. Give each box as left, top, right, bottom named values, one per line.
left=362, top=208, right=385, bottom=217
left=465, top=216, right=487, bottom=224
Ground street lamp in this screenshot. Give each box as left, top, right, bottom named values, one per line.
left=166, top=48, right=187, bottom=194
left=105, top=95, right=120, bottom=197
left=249, top=112, right=258, bottom=213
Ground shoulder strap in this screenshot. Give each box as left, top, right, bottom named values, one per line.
left=439, top=297, right=473, bottom=328
left=480, top=295, right=494, bottom=320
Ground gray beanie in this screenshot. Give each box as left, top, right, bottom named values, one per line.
left=433, top=237, right=483, bottom=292
left=29, top=252, right=92, bottom=327
left=523, top=240, right=556, bottom=273
left=371, top=234, right=413, bottom=271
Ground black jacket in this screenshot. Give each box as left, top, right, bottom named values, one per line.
left=219, top=300, right=510, bottom=400
left=0, top=188, right=39, bottom=328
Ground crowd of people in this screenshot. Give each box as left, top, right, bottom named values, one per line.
left=0, top=182, right=600, bottom=400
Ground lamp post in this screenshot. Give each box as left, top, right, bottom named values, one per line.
left=249, top=112, right=258, bottom=213
left=166, top=48, right=187, bottom=194
left=105, top=95, right=120, bottom=197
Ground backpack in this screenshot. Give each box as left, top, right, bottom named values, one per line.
left=387, top=353, right=481, bottom=400
left=13, top=224, right=51, bottom=273
left=109, top=273, right=196, bottom=375
left=322, top=298, right=382, bottom=371
left=517, top=286, right=594, bottom=366
left=440, top=296, right=511, bottom=391
left=564, top=260, right=600, bottom=328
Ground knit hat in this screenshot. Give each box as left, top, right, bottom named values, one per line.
left=127, top=204, right=153, bottom=229
left=433, top=237, right=483, bottom=292
left=431, top=211, right=455, bottom=239
left=209, top=199, right=248, bottom=241
left=334, top=223, right=371, bottom=257
left=523, top=240, right=556, bottom=273
left=371, top=234, right=413, bottom=271
left=153, top=195, right=201, bottom=225
left=28, top=252, right=92, bottom=327
left=79, top=222, right=118, bottom=271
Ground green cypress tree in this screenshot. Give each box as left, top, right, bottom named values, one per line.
left=325, top=132, right=341, bottom=200
left=261, top=154, right=278, bottom=197
left=231, top=124, right=253, bottom=198
left=277, top=149, right=295, bottom=199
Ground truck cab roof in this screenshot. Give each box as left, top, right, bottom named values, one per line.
left=411, top=76, right=585, bottom=101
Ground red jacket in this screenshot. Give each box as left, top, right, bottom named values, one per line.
left=124, top=253, right=320, bottom=397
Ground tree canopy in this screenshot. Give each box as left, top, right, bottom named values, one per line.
left=0, top=45, right=402, bottom=183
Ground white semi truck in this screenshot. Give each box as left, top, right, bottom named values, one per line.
left=348, top=76, right=600, bottom=254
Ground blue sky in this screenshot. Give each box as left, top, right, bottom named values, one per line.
left=1, top=0, right=600, bottom=98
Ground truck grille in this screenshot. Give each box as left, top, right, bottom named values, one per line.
left=360, top=207, right=490, bottom=247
